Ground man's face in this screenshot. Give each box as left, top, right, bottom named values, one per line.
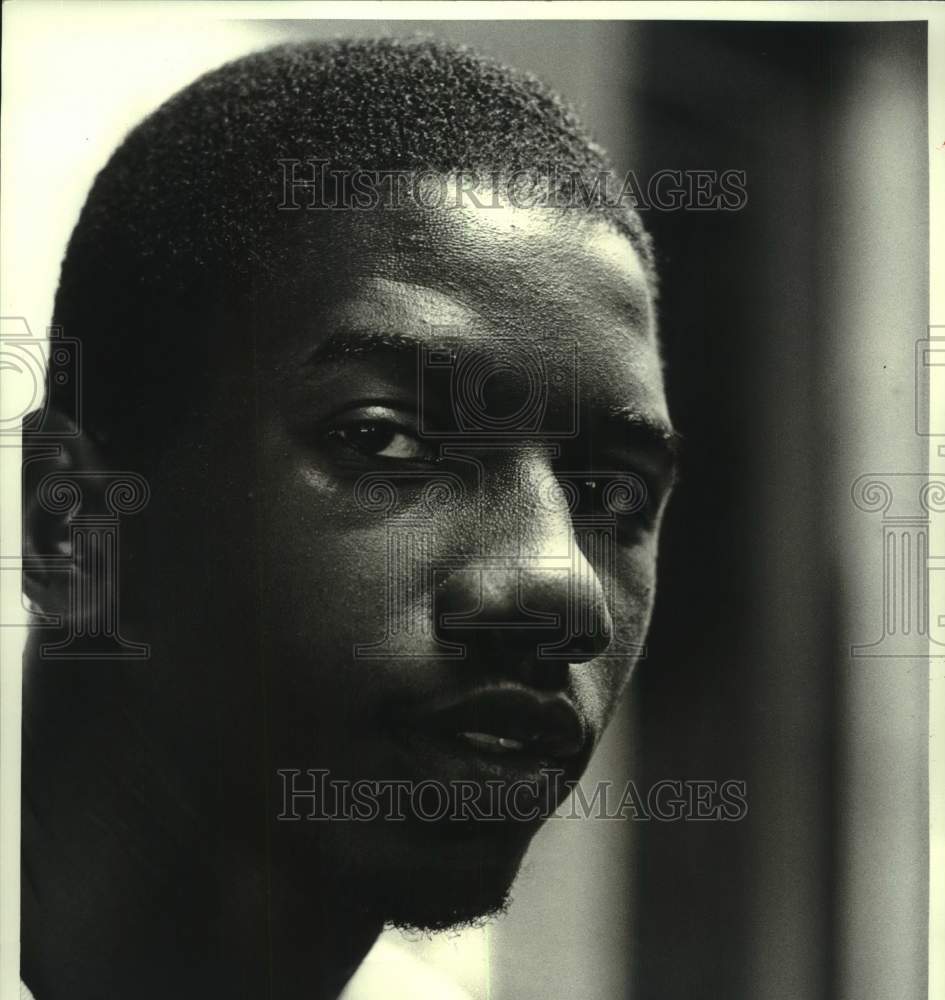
left=141, top=196, right=674, bottom=928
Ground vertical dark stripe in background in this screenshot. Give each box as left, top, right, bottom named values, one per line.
left=633, top=21, right=928, bottom=1000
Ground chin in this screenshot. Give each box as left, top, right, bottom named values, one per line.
left=307, top=812, right=537, bottom=930
left=384, top=887, right=513, bottom=934
left=373, top=845, right=519, bottom=933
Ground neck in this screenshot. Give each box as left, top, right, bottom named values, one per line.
left=21, top=650, right=382, bottom=1000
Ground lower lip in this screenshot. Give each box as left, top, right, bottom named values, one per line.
left=389, top=725, right=574, bottom=786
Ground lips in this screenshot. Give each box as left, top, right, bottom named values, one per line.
left=398, top=685, right=589, bottom=764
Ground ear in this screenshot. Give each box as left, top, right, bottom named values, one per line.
left=22, top=408, right=106, bottom=617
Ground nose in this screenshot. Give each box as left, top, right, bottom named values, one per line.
left=434, top=462, right=614, bottom=687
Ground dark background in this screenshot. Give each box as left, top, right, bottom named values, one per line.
left=631, top=21, right=928, bottom=1000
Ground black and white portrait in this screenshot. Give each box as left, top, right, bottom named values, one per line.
left=1, top=4, right=940, bottom=999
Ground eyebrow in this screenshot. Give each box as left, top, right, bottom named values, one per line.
left=303, top=330, right=434, bottom=368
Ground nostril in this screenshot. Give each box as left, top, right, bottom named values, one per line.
left=537, top=611, right=613, bottom=664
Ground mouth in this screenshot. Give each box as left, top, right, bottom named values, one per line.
left=454, top=731, right=531, bottom=753
left=388, top=684, right=591, bottom=780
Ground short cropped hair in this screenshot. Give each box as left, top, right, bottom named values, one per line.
left=49, top=37, right=655, bottom=463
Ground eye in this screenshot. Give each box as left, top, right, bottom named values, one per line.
left=323, top=408, right=438, bottom=463
left=331, top=422, right=424, bottom=459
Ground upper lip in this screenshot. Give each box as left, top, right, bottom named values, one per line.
left=399, top=684, right=590, bottom=760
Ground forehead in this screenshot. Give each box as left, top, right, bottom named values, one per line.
left=257, top=201, right=666, bottom=421
left=288, top=200, right=651, bottom=317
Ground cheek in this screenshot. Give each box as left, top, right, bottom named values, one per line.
left=621, top=541, right=659, bottom=622
left=252, top=441, right=387, bottom=641
left=580, top=541, right=659, bottom=717
left=259, top=520, right=390, bottom=652
left=599, top=526, right=659, bottom=626
left=254, top=519, right=394, bottom=762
